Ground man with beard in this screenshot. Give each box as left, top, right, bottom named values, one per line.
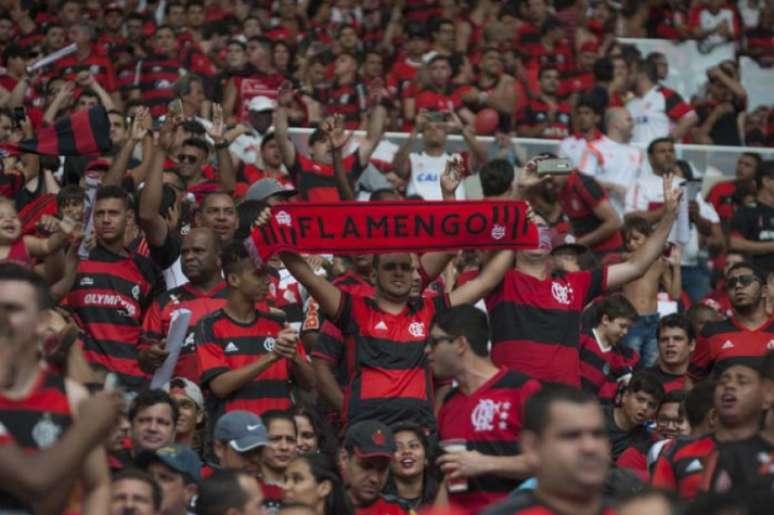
left=692, top=262, right=774, bottom=378
left=140, top=228, right=226, bottom=382
left=483, top=385, right=615, bottom=515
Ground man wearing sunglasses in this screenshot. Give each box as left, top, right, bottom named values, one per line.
left=692, top=262, right=774, bottom=379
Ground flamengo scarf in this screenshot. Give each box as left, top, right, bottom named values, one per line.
left=247, top=200, right=538, bottom=266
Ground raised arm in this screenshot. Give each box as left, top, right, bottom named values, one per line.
left=607, top=174, right=679, bottom=290
left=280, top=251, right=342, bottom=319
left=392, top=116, right=422, bottom=180
left=449, top=249, right=513, bottom=306
left=325, top=115, right=356, bottom=200
left=207, top=104, right=236, bottom=194
left=138, top=117, right=175, bottom=247
left=275, top=83, right=298, bottom=168
left=357, top=103, right=387, bottom=165
left=574, top=198, right=622, bottom=248
left=103, top=107, right=150, bottom=187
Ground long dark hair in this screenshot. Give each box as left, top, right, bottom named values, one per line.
left=383, top=422, right=440, bottom=510
left=291, top=405, right=338, bottom=460
left=291, top=453, right=353, bottom=515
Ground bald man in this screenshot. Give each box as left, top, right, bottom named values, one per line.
left=577, top=108, right=644, bottom=215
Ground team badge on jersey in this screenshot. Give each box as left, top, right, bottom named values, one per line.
left=32, top=413, right=62, bottom=449
left=471, top=399, right=511, bottom=432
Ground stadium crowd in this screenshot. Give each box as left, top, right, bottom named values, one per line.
left=1, top=0, right=774, bottom=514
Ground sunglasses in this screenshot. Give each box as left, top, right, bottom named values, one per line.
left=726, top=274, right=759, bottom=289
left=177, top=154, right=198, bottom=164
left=381, top=262, right=413, bottom=272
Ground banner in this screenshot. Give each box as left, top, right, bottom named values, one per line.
left=247, top=200, right=538, bottom=265
left=0, top=106, right=112, bottom=157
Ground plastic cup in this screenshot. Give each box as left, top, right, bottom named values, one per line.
left=440, top=438, right=468, bottom=493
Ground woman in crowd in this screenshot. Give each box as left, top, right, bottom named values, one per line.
left=383, top=422, right=440, bottom=511
left=283, top=453, right=353, bottom=515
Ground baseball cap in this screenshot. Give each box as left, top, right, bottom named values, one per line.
left=214, top=411, right=269, bottom=453
left=138, top=444, right=202, bottom=483
left=163, top=377, right=204, bottom=412
left=248, top=96, right=276, bottom=112
left=344, top=420, right=396, bottom=459
left=244, top=178, right=296, bottom=203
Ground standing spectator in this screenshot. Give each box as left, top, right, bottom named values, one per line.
left=228, top=96, right=276, bottom=170
left=110, top=469, right=163, bottom=515
left=605, top=370, right=664, bottom=461
left=430, top=304, right=541, bottom=513
left=65, top=186, right=161, bottom=388
left=162, top=378, right=205, bottom=452
left=414, top=55, right=475, bottom=125
left=517, top=66, right=573, bottom=140
left=0, top=263, right=112, bottom=515
left=196, top=242, right=314, bottom=422
left=211, top=411, right=268, bottom=478
left=578, top=107, right=644, bottom=216
left=558, top=95, right=603, bottom=169
left=482, top=385, right=614, bottom=515
left=383, top=422, right=438, bottom=512
left=688, top=0, right=742, bottom=52
left=523, top=17, right=575, bottom=75
left=284, top=453, right=353, bottom=515
left=140, top=444, right=201, bottom=515
left=196, top=469, right=265, bottom=515
left=140, top=228, right=227, bottom=382
left=579, top=295, right=640, bottom=404
left=393, top=111, right=485, bottom=201
left=320, top=52, right=369, bottom=130
left=339, top=420, right=407, bottom=514
left=692, top=64, right=748, bottom=146
left=649, top=314, right=696, bottom=392
left=729, top=160, right=774, bottom=272
left=258, top=410, right=299, bottom=508
left=692, top=262, right=774, bottom=378
left=113, top=389, right=178, bottom=470
left=706, top=152, right=761, bottom=225
left=626, top=57, right=697, bottom=144
left=130, top=26, right=187, bottom=118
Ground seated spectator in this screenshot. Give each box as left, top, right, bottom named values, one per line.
left=745, top=4, right=774, bottom=66
left=688, top=0, right=742, bottom=53
left=523, top=17, right=575, bottom=75
left=579, top=295, right=640, bottom=404
left=729, top=160, right=774, bottom=273
left=706, top=153, right=761, bottom=225
left=414, top=55, right=475, bottom=125
left=558, top=95, right=603, bottom=169
left=692, top=64, right=748, bottom=146
left=649, top=314, right=697, bottom=392
left=604, top=370, right=664, bottom=461
left=110, top=468, right=163, bottom=515
left=139, top=444, right=201, bottom=515
left=516, top=65, right=573, bottom=140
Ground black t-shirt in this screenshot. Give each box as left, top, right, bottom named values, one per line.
left=604, top=405, right=652, bottom=461
left=730, top=201, right=774, bottom=272
left=704, top=434, right=774, bottom=494
left=696, top=98, right=744, bottom=146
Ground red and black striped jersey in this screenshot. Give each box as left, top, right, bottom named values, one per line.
left=304, top=271, right=373, bottom=334
left=691, top=317, right=774, bottom=379
left=482, top=490, right=616, bottom=515
left=55, top=47, right=119, bottom=93
left=616, top=435, right=655, bottom=482
left=0, top=171, right=24, bottom=199
left=289, top=153, right=365, bottom=202
left=355, top=496, right=408, bottom=515
left=521, top=41, right=576, bottom=74
left=333, top=291, right=449, bottom=431
left=438, top=368, right=541, bottom=514
left=486, top=268, right=607, bottom=386
left=700, top=434, right=774, bottom=494
left=196, top=308, right=306, bottom=420
left=402, top=0, right=441, bottom=24
left=415, top=83, right=472, bottom=113
left=651, top=434, right=716, bottom=500
left=557, top=171, right=623, bottom=253
left=318, top=80, right=368, bottom=129
left=0, top=365, right=73, bottom=511
left=645, top=365, right=688, bottom=393
left=140, top=281, right=229, bottom=382
left=579, top=331, right=639, bottom=403
left=135, top=54, right=185, bottom=117
left=67, top=245, right=161, bottom=388
left=517, top=98, right=573, bottom=139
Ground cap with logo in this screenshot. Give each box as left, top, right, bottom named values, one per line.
left=248, top=96, right=276, bottom=112
left=344, top=420, right=396, bottom=459
left=244, top=178, right=296, bottom=203
left=163, top=377, right=204, bottom=412
left=214, top=410, right=269, bottom=452
left=138, top=443, right=202, bottom=483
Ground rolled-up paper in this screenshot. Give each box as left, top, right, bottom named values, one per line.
left=150, top=308, right=192, bottom=389
left=26, top=43, right=77, bottom=74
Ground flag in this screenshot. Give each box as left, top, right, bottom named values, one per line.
left=0, top=106, right=112, bottom=157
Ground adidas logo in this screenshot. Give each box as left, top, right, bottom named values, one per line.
left=721, top=340, right=734, bottom=350
left=374, top=321, right=388, bottom=331
left=685, top=459, right=703, bottom=473
left=224, top=342, right=238, bottom=353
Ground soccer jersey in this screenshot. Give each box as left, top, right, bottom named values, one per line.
left=355, top=496, right=408, bottom=515
left=701, top=434, right=774, bottom=494
left=604, top=405, right=653, bottom=461
left=646, top=365, right=689, bottom=393
left=692, top=317, right=774, bottom=378
left=333, top=291, right=449, bottom=430
left=406, top=151, right=467, bottom=201
left=557, top=130, right=602, bottom=170
left=626, top=85, right=694, bottom=144
left=517, top=98, right=572, bottom=140
left=651, top=434, right=716, bottom=500
left=140, top=281, right=229, bottom=382
left=55, top=48, right=118, bottom=93
left=196, top=308, right=307, bottom=420
left=482, top=490, right=616, bottom=515
left=578, top=135, right=643, bottom=215
left=67, top=245, right=160, bottom=388
left=729, top=201, right=774, bottom=272
left=438, top=368, right=541, bottom=513
left=134, top=54, right=185, bottom=117
left=579, top=331, right=639, bottom=403
left=486, top=267, right=607, bottom=385
left=289, top=153, right=364, bottom=202
left=557, top=171, right=623, bottom=253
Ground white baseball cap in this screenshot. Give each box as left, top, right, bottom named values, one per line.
left=248, top=96, right=276, bottom=112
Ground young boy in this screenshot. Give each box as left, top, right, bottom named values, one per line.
left=604, top=370, right=665, bottom=460
left=580, top=294, right=640, bottom=404
left=0, top=197, right=76, bottom=265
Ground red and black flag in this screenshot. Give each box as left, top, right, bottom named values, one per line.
left=0, top=106, right=112, bottom=157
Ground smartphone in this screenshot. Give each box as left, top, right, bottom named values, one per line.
left=168, top=98, right=183, bottom=116
left=682, top=179, right=701, bottom=201
left=537, top=158, right=574, bottom=175
left=12, top=106, right=26, bottom=128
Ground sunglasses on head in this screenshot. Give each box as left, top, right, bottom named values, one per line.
left=177, top=154, right=198, bottom=164
left=726, top=274, right=759, bottom=289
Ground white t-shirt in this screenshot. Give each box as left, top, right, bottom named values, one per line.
left=626, top=85, right=694, bottom=145
left=579, top=135, right=643, bottom=215
left=407, top=151, right=466, bottom=201
left=557, top=135, right=589, bottom=168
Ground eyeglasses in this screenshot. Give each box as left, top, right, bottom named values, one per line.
left=427, top=335, right=455, bottom=349
left=177, top=154, right=198, bottom=164
left=381, top=263, right=413, bottom=272
left=726, top=274, right=759, bottom=289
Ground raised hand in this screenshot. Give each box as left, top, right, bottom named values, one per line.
left=207, top=103, right=225, bottom=143
left=662, top=173, right=682, bottom=217
left=272, top=326, right=299, bottom=360
left=277, top=81, right=295, bottom=107
left=130, top=107, right=151, bottom=142
left=440, top=157, right=462, bottom=196
left=324, top=114, right=351, bottom=150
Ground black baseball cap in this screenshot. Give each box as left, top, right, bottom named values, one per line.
left=344, top=420, right=396, bottom=459
left=138, top=444, right=202, bottom=483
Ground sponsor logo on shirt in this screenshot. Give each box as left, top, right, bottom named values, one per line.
left=83, top=293, right=136, bottom=317
left=225, top=342, right=239, bottom=353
